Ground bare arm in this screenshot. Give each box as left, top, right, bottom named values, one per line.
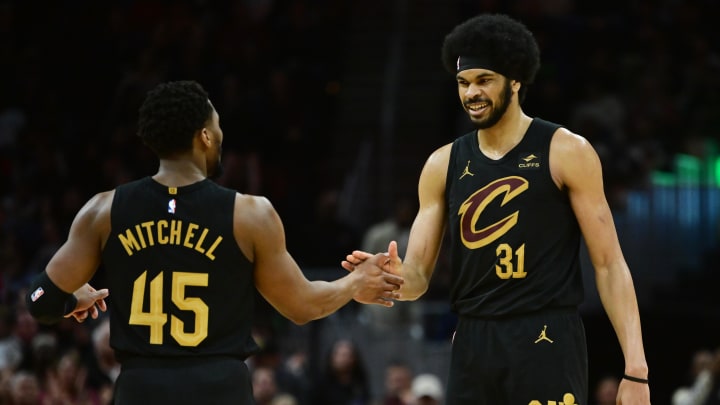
left=551, top=129, right=650, bottom=401
left=43, top=191, right=112, bottom=320
left=343, top=145, right=450, bottom=300
left=235, top=195, right=403, bottom=325
left=395, top=144, right=450, bottom=300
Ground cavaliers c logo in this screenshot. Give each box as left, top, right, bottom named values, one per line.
left=458, top=176, right=528, bottom=249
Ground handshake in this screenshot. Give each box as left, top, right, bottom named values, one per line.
left=341, top=241, right=405, bottom=307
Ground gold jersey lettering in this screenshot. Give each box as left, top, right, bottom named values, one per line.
left=118, top=230, right=141, bottom=256
left=157, top=220, right=168, bottom=244
left=169, top=220, right=182, bottom=245
left=134, top=224, right=147, bottom=248
left=183, top=223, right=199, bottom=248
left=194, top=228, right=208, bottom=254
left=117, top=220, right=222, bottom=259
left=141, top=221, right=156, bottom=246
left=204, top=236, right=223, bottom=260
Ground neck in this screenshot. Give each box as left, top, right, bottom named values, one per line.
left=476, top=106, right=532, bottom=160
left=153, top=157, right=207, bottom=187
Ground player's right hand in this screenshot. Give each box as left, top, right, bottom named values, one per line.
left=350, top=252, right=403, bottom=306
left=65, top=284, right=109, bottom=323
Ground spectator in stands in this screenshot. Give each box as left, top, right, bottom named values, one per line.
left=672, top=347, right=720, bottom=405
left=379, top=360, right=414, bottom=405
left=410, top=373, right=443, bottom=405
left=311, top=338, right=371, bottom=405
left=591, top=375, right=620, bottom=405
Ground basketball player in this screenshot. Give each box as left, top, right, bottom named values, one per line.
left=25, top=80, right=403, bottom=404
left=343, top=14, right=650, bottom=404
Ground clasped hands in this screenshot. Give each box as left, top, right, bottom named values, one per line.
left=342, top=241, right=403, bottom=307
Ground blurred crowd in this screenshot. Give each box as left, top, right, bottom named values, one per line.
left=1, top=0, right=719, bottom=403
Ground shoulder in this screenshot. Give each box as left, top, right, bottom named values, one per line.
left=424, top=142, right=454, bottom=172
left=69, top=190, right=115, bottom=239
left=233, top=193, right=280, bottom=229
left=232, top=194, right=284, bottom=260
left=81, top=190, right=115, bottom=219
left=234, top=193, right=274, bottom=214
left=549, top=127, right=602, bottom=188
left=550, top=127, right=594, bottom=155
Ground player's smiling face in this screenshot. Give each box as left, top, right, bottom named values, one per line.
left=456, top=69, right=514, bottom=129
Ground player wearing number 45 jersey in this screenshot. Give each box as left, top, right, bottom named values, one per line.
left=344, top=13, right=650, bottom=405
left=25, top=80, right=403, bottom=405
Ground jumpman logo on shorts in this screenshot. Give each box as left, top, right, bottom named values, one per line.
left=459, top=160, right=475, bottom=179
left=534, top=325, right=554, bottom=344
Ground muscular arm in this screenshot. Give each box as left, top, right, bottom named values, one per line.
left=45, top=191, right=112, bottom=291
left=551, top=130, right=649, bottom=381
left=392, top=144, right=450, bottom=300
left=235, top=195, right=402, bottom=325
left=30, top=191, right=112, bottom=322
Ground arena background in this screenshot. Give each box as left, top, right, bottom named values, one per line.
left=1, top=0, right=719, bottom=403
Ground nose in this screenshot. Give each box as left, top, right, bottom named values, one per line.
left=464, top=83, right=483, bottom=100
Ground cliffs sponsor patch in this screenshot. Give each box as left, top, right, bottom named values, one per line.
left=518, top=153, right=541, bottom=170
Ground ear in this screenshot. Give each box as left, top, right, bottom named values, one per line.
left=512, top=80, right=522, bottom=93
left=200, top=128, right=212, bottom=147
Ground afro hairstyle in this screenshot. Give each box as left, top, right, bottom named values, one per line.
left=137, top=80, right=213, bottom=157
left=441, top=13, right=540, bottom=86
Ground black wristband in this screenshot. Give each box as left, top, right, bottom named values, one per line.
left=26, top=271, right=77, bottom=324
left=622, top=374, right=649, bottom=384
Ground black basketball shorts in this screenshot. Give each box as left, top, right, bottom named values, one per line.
left=113, top=356, right=254, bottom=405
left=446, top=308, right=588, bottom=405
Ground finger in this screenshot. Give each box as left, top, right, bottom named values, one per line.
left=375, top=298, right=394, bottom=307
left=73, top=311, right=88, bottom=322
left=97, top=298, right=107, bottom=312
left=351, top=250, right=373, bottom=259
left=383, top=274, right=404, bottom=285
left=345, top=254, right=363, bottom=264
left=388, top=241, right=400, bottom=261
left=383, top=290, right=401, bottom=300
left=341, top=261, right=355, bottom=272
left=89, top=305, right=99, bottom=319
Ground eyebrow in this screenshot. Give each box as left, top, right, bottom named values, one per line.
left=456, top=72, right=495, bottom=81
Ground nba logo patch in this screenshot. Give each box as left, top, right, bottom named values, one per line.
left=30, top=287, right=45, bottom=302
left=168, top=199, right=177, bottom=214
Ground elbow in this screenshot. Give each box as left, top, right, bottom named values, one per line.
left=283, top=308, right=316, bottom=325
left=288, top=316, right=311, bottom=326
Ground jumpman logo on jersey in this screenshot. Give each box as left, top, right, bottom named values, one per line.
left=459, top=160, right=475, bottom=179
left=534, top=325, right=554, bottom=344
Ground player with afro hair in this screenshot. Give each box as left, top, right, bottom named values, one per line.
left=441, top=13, right=540, bottom=103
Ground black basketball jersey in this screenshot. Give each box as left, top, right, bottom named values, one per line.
left=444, top=118, right=584, bottom=318
left=101, top=177, right=259, bottom=360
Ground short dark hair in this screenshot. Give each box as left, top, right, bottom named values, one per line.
left=137, top=80, right=213, bottom=157
left=441, top=14, right=540, bottom=101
